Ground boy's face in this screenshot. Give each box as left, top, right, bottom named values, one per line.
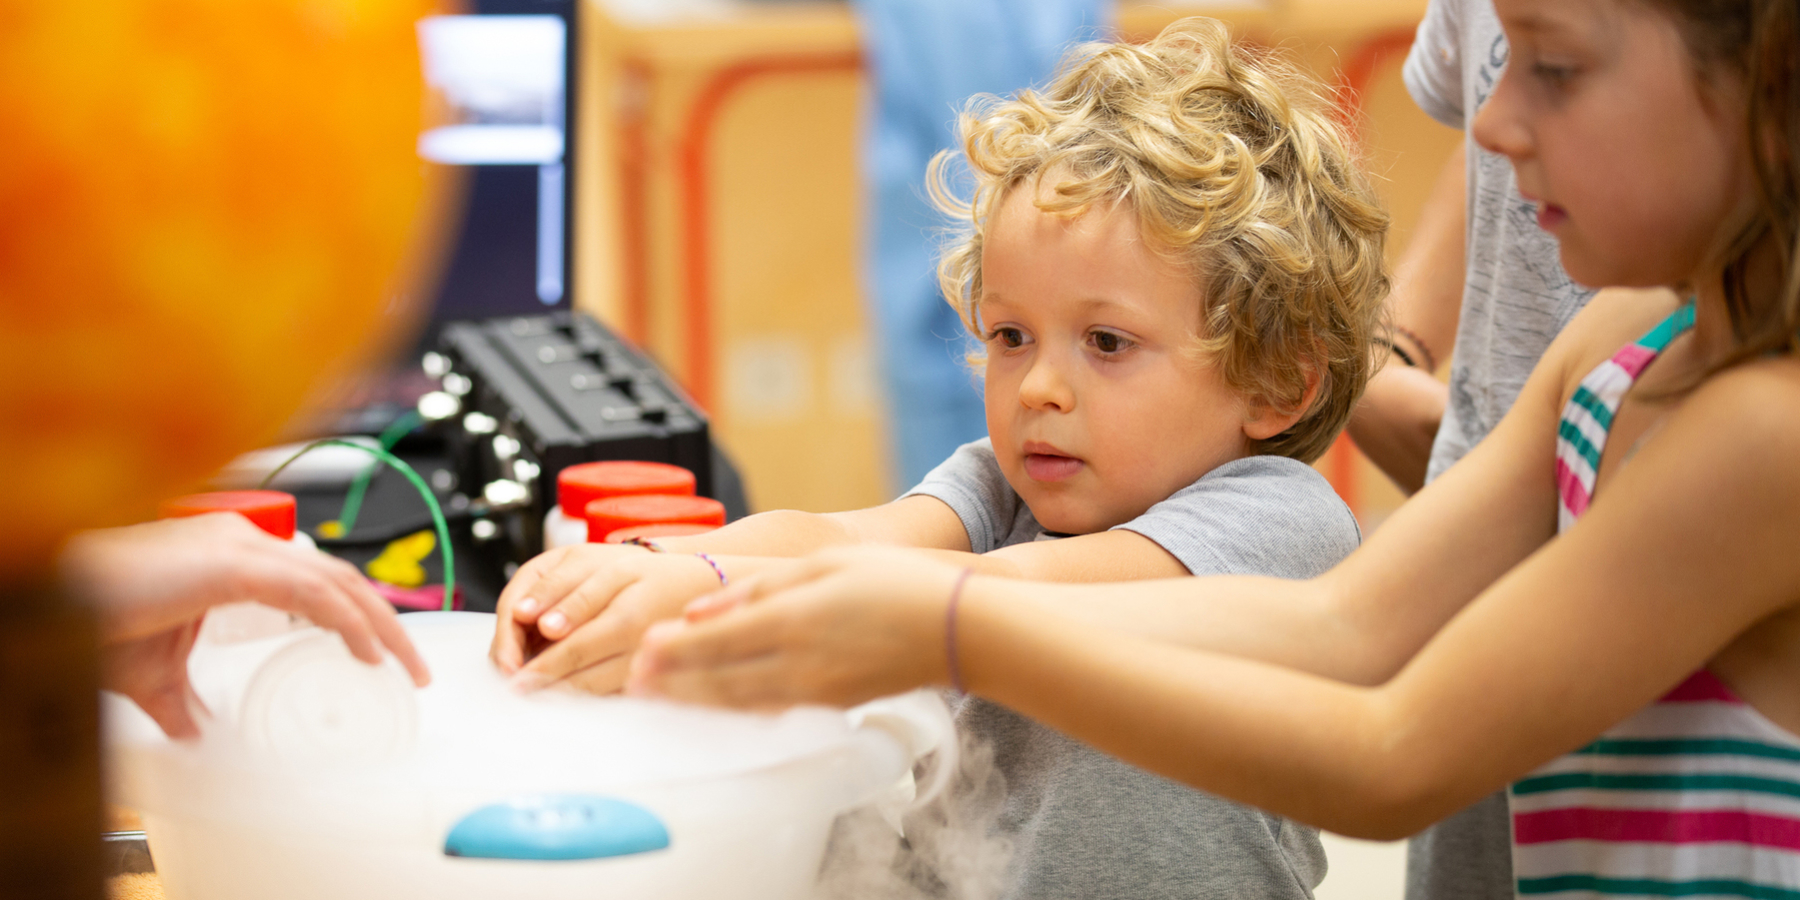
left=978, top=185, right=1255, bottom=535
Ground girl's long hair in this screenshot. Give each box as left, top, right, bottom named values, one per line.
left=1660, top=0, right=1800, bottom=366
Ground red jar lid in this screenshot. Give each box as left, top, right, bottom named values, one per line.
left=602, top=522, right=719, bottom=544
left=160, top=490, right=298, bottom=540
left=557, top=461, right=696, bottom=517
left=585, top=494, right=725, bottom=543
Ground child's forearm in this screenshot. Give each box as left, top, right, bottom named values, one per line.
left=653, top=496, right=971, bottom=558
left=1014, top=575, right=1404, bottom=686
left=653, top=509, right=859, bottom=558
left=958, top=578, right=1468, bottom=838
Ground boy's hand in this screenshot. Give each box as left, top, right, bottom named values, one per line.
left=61, top=513, right=432, bottom=739
left=492, top=544, right=727, bottom=694
left=628, top=547, right=963, bottom=710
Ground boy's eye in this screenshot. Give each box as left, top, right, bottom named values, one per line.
left=987, top=326, right=1026, bottom=349
left=1088, top=330, right=1133, bottom=354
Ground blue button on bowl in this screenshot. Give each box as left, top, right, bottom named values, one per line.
left=444, top=795, right=670, bottom=861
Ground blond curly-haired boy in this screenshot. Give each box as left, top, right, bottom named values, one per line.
left=494, top=18, right=1389, bottom=897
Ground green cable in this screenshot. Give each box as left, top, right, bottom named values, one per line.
left=259, top=438, right=456, bottom=612
left=332, top=408, right=424, bottom=537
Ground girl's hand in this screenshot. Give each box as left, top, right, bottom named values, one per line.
left=627, top=547, right=965, bottom=710
left=491, top=543, right=728, bottom=694
left=61, top=513, right=431, bottom=739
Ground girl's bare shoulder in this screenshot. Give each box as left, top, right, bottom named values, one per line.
left=1528, top=287, right=1683, bottom=407
left=1557, top=289, right=1684, bottom=367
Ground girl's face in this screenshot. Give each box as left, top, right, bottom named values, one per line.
left=976, top=185, right=1260, bottom=536
left=1473, top=0, right=1752, bottom=289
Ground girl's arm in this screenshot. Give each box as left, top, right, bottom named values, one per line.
left=635, top=359, right=1800, bottom=838
left=989, top=290, right=1676, bottom=685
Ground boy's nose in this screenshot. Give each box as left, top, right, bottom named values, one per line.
left=1018, top=355, right=1074, bottom=412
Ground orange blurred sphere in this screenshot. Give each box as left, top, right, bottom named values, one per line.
left=0, top=0, right=456, bottom=576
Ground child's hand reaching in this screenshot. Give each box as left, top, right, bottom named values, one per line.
left=61, top=513, right=431, bottom=739
left=628, top=547, right=967, bottom=710
left=491, top=543, right=730, bottom=694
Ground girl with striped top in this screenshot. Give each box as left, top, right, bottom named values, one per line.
left=630, top=0, right=1800, bottom=897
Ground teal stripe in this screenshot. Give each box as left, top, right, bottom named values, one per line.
left=1513, top=771, right=1800, bottom=799
left=1558, top=419, right=1604, bottom=471
left=1519, top=874, right=1800, bottom=899
left=1575, top=737, right=1800, bottom=763
left=1638, top=302, right=1697, bottom=352
left=1570, top=385, right=1615, bottom=432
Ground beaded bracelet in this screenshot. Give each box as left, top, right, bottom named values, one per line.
left=945, top=568, right=974, bottom=694
left=694, top=552, right=727, bottom=586
left=620, top=536, right=665, bottom=552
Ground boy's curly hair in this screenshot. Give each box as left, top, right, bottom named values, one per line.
left=928, top=17, right=1390, bottom=463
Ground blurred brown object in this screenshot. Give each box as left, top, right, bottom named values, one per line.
left=106, top=873, right=162, bottom=900
left=0, top=0, right=458, bottom=896
left=0, top=585, right=102, bottom=900
left=103, top=808, right=144, bottom=833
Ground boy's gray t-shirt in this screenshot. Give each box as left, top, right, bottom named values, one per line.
left=905, top=438, right=1361, bottom=899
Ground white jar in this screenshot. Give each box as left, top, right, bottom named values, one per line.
left=542, top=505, right=588, bottom=551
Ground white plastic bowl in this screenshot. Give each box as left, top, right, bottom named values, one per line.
left=105, top=611, right=951, bottom=900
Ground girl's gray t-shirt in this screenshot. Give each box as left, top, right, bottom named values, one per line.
left=905, top=438, right=1361, bottom=900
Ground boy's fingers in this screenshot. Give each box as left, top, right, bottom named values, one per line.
left=515, top=552, right=616, bottom=624
left=541, top=578, right=673, bottom=667
left=491, top=614, right=530, bottom=674
left=494, top=548, right=567, bottom=624
left=511, top=592, right=646, bottom=690
left=534, top=569, right=638, bottom=640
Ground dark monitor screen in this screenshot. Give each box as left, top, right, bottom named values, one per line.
left=413, top=0, right=576, bottom=352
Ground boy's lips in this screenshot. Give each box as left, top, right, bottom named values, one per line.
left=1023, top=450, right=1084, bottom=482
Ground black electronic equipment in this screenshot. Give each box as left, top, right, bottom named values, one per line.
left=428, top=310, right=736, bottom=570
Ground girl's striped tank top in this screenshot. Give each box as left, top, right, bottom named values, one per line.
left=1514, top=301, right=1800, bottom=898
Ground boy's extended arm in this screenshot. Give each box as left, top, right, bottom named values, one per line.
left=650, top=496, right=972, bottom=557
left=491, top=495, right=970, bottom=687
left=913, top=529, right=1191, bottom=583
left=1345, top=143, right=1465, bottom=494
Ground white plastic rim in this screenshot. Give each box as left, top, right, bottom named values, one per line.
left=543, top=505, right=588, bottom=551
left=847, top=691, right=960, bottom=811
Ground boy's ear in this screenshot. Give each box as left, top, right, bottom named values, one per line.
left=1242, top=367, right=1323, bottom=442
